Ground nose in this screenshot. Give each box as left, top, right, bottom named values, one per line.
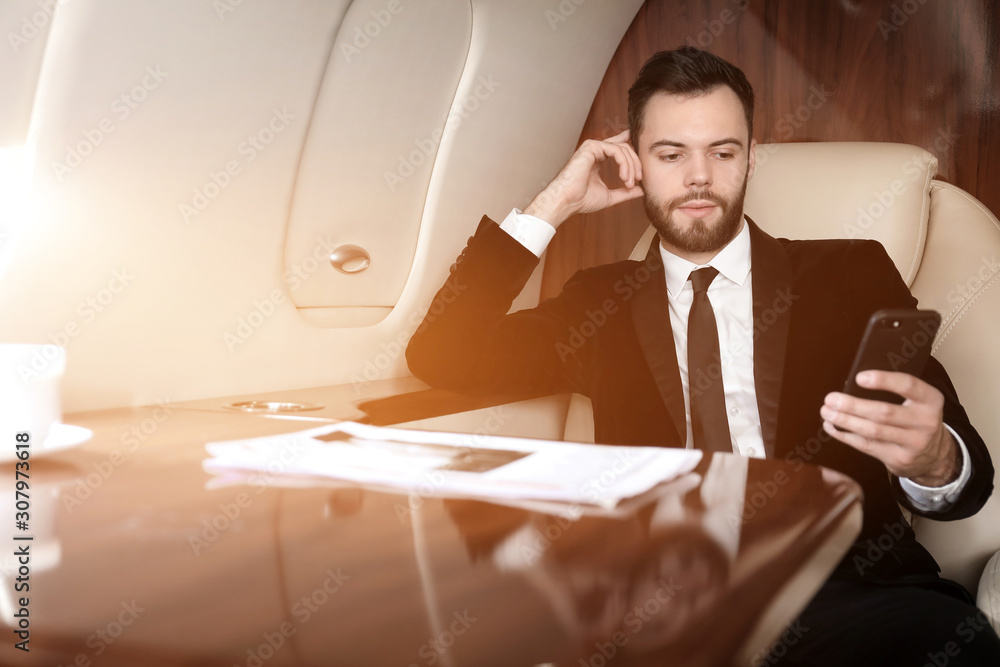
left=684, top=153, right=711, bottom=189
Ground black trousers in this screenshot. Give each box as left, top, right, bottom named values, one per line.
left=763, top=578, right=1000, bottom=666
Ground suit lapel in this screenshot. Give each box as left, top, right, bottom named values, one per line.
left=630, top=237, right=687, bottom=445
left=746, top=217, right=793, bottom=458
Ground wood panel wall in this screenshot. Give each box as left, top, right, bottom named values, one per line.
left=539, top=0, right=1000, bottom=299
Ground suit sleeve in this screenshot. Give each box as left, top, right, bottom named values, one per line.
left=852, top=241, right=994, bottom=521
left=405, top=216, right=600, bottom=396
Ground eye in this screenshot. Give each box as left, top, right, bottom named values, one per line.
left=713, top=151, right=735, bottom=160
left=658, top=153, right=682, bottom=162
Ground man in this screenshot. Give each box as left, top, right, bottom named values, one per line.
left=406, top=47, right=999, bottom=664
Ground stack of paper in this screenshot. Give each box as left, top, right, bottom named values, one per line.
left=203, top=421, right=702, bottom=508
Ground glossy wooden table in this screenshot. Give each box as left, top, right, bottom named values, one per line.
left=0, top=381, right=862, bottom=667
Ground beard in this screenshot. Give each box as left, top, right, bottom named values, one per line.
left=643, top=172, right=749, bottom=255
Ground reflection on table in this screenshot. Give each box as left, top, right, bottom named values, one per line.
left=0, top=384, right=861, bottom=667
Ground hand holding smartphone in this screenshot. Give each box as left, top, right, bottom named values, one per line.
left=842, top=308, right=942, bottom=404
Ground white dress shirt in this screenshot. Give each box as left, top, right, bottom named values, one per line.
left=658, top=219, right=761, bottom=457
left=497, top=208, right=970, bottom=511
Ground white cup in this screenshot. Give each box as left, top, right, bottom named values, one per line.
left=0, top=344, right=65, bottom=451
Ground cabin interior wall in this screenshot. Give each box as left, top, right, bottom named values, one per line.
left=541, top=0, right=1000, bottom=299
left=0, top=0, right=645, bottom=412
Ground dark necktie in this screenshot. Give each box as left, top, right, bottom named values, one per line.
left=687, top=267, right=732, bottom=453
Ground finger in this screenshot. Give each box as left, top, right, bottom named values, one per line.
left=607, top=129, right=631, bottom=144
left=826, top=385, right=942, bottom=430
left=820, top=406, right=921, bottom=449
left=614, top=138, right=641, bottom=186
left=822, top=419, right=901, bottom=461
left=572, top=140, right=624, bottom=186
left=821, top=394, right=939, bottom=443
left=605, top=184, right=645, bottom=207
left=853, top=370, right=940, bottom=404
left=603, top=131, right=641, bottom=185
left=626, top=142, right=642, bottom=184
left=823, top=392, right=917, bottom=430
left=600, top=142, right=637, bottom=188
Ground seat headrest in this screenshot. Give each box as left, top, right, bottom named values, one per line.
left=745, top=142, right=937, bottom=285
left=630, top=142, right=938, bottom=285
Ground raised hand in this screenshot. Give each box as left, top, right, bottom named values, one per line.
left=523, top=130, right=644, bottom=228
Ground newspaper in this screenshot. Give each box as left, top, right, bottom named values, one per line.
left=203, top=421, right=703, bottom=508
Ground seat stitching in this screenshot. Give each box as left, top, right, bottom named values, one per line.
left=934, top=273, right=1000, bottom=353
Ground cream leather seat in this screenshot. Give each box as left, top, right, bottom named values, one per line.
left=565, top=142, right=1000, bottom=597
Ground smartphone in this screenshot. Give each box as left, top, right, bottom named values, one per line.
left=842, top=308, right=942, bottom=404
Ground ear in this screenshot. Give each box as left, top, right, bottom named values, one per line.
left=747, top=138, right=757, bottom=181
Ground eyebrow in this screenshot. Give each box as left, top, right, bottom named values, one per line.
left=648, top=137, right=745, bottom=150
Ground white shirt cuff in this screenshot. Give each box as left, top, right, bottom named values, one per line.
left=498, top=208, right=557, bottom=258
left=898, top=424, right=971, bottom=512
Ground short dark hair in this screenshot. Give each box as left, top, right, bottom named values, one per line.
left=627, top=47, right=755, bottom=148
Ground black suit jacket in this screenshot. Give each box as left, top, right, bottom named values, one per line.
left=406, top=215, right=994, bottom=582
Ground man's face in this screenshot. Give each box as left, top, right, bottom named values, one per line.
left=636, top=87, right=756, bottom=260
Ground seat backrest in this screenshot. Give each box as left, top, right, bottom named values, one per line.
left=624, top=142, right=1000, bottom=591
